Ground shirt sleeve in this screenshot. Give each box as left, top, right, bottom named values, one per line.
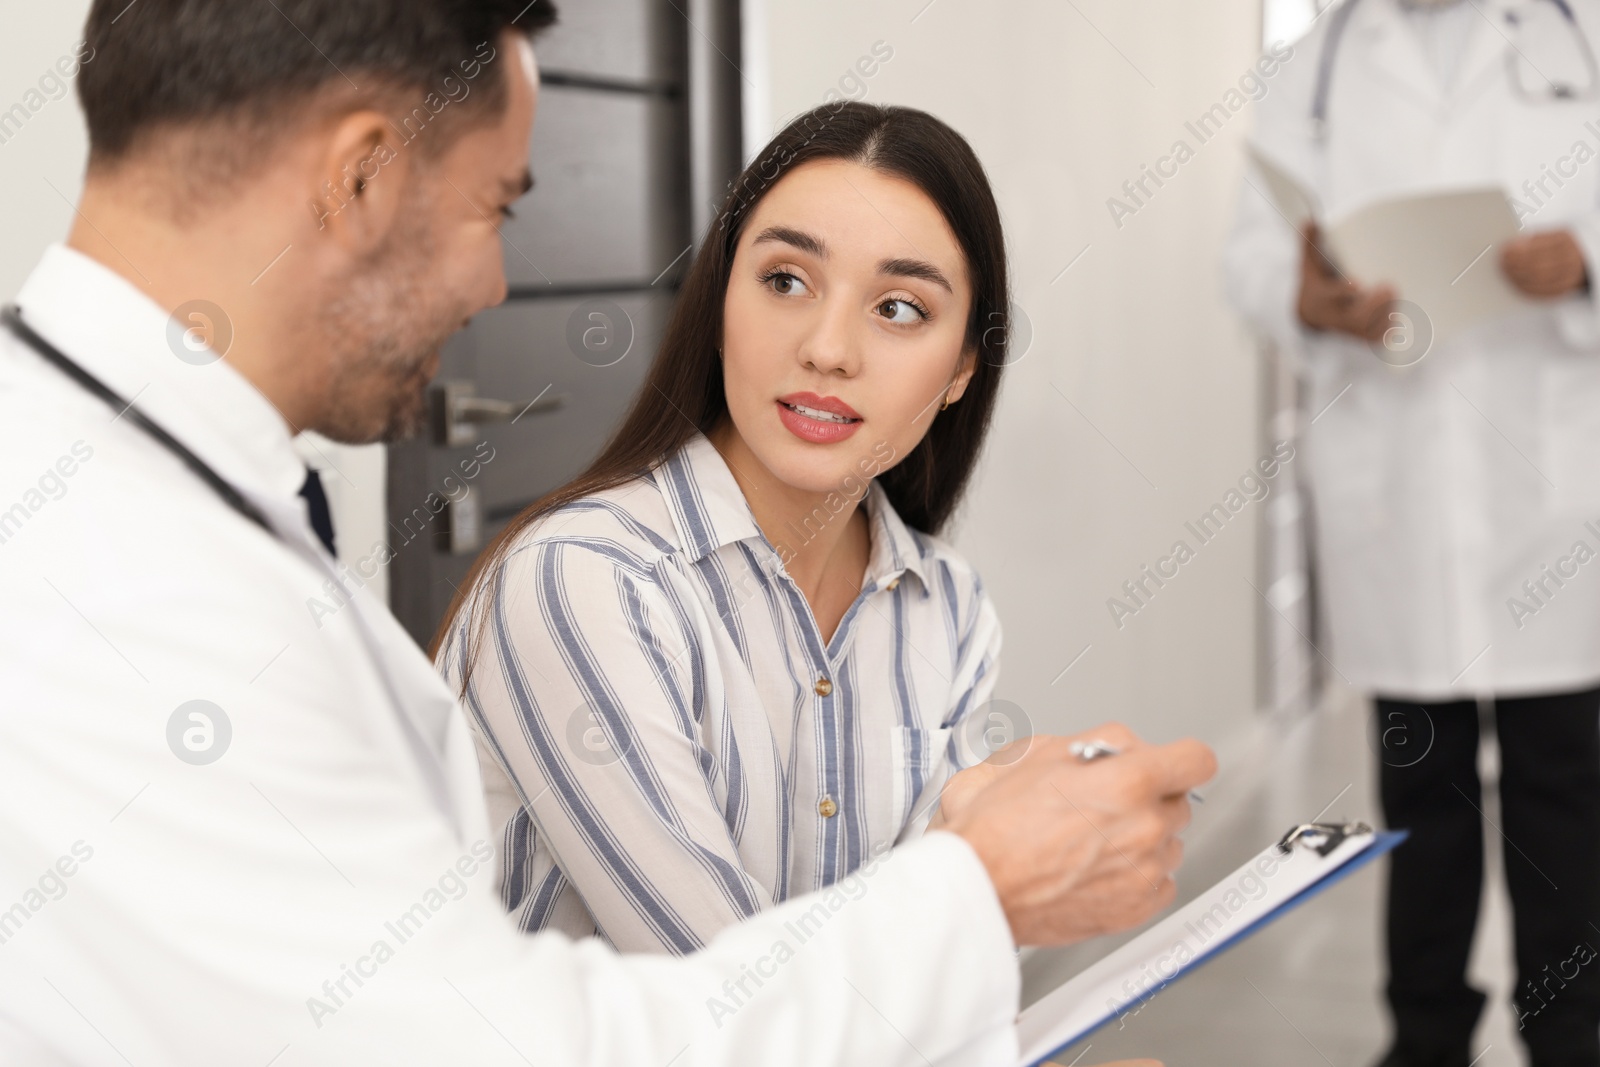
left=1221, top=162, right=1314, bottom=361
left=300, top=831, right=1024, bottom=1067
left=1219, top=37, right=1323, bottom=368
left=458, top=538, right=771, bottom=955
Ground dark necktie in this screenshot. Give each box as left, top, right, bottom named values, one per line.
left=298, top=467, right=337, bottom=556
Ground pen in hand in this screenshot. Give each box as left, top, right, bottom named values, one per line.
left=1069, top=739, right=1206, bottom=804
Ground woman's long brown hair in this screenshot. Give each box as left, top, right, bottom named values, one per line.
left=432, top=101, right=1013, bottom=688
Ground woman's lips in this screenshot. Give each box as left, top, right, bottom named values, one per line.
left=778, top=391, right=861, bottom=420
left=776, top=394, right=862, bottom=444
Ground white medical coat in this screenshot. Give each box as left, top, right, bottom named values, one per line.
left=1224, top=0, right=1600, bottom=698
left=0, top=244, right=1020, bottom=1066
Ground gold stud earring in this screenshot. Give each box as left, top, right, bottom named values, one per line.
left=940, top=392, right=954, bottom=411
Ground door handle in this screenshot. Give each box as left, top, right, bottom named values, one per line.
left=437, top=485, right=485, bottom=557
left=429, top=380, right=565, bottom=447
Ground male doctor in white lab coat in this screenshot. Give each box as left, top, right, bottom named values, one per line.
left=1225, top=1, right=1600, bottom=1065
left=0, top=1, right=1214, bottom=1065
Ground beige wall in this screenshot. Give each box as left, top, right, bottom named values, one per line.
left=0, top=0, right=93, bottom=301
left=754, top=0, right=1269, bottom=747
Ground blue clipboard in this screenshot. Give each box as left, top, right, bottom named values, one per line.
left=1021, top=826, right=1409, bottom=1066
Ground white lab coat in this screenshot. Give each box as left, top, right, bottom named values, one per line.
left=0, top=244, right=1021, bottom=1066
left=1224, top=0, right=1600, bottom=699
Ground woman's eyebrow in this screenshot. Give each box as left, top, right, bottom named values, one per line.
left=879, top=256, right=953, bottom=293
left=752, top=225, right=828, bottom=258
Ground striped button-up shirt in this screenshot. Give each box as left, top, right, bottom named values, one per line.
left=438, top=433, right=1002, bottom=954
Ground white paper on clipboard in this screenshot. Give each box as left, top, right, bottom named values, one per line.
left=1014, top=824, right=1406, bottom=1067
left=1246, top=145, right=1529, bottom=347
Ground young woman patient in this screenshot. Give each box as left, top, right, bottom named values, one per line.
left=435, top=101, right=1015, bottom=953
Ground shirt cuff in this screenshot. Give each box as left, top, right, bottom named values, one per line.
left=922, top=829, right=1018, bottom=955
left=901, top=831, right=1022, bottom=1063
left=1555, top=214, right=1600, bottom=350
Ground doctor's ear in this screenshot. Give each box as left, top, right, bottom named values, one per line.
left=306, top=110, right=409, bottom=251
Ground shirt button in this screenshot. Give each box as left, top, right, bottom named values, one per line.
left=814, top=677, right=833, bottom=697
left=818, top=796, right=838, bottom=818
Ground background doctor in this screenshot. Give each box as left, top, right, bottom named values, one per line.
left=1225, top=1, right=1600, bottom=1065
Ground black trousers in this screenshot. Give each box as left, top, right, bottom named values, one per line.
left=1377, top=686, right=1600, bottom=1065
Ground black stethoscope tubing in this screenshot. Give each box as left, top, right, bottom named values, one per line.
left=1, top=303, right=275, bottom=538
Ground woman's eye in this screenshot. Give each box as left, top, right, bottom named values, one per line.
left=766, top=271, right=808, bottom=296
left=878, top=298, right=924, bottom=324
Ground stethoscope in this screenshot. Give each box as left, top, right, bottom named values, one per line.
left=1, top=304, right=274, bottom=536
left=1311, top=0, right=1600, bottom=139
left=2, top=302, right=465, bottom=829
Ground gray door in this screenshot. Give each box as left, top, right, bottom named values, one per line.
left=386, top=0, right=743, bottom=648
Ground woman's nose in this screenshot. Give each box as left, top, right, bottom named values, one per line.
left=797, top=302, right=862, bottom=376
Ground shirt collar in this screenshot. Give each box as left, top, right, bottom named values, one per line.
left=12, top=243, right=307, bottom=509
left=862, top=479, right=932, bottom=596
left=655, top=433, right=931, bottom=595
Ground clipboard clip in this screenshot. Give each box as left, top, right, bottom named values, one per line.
left=1275, top=820, right=1373, bottom=857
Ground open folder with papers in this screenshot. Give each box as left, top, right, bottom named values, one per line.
left=1247, top=146, right=1529, bottom=347
left=1016, top=821, right=1408, bottom=1067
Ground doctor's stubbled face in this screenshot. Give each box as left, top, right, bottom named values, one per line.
left=314, top=36, right=539, bottom=445
left=318, top=193, right=452, bottom=443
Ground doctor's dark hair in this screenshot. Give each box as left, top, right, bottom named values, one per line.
left=434, top=101, right=1013, bottom=671
left=77, top=0, right=557, bottom=166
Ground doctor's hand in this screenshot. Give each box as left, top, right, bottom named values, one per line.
left=937, top=724, right=1216, bottom=948
left=926, top=741, right=1033, bottom=832
left=1296, top=224, right=1396, bottom=341
left=1501, top=230, right=1588, bottom=298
